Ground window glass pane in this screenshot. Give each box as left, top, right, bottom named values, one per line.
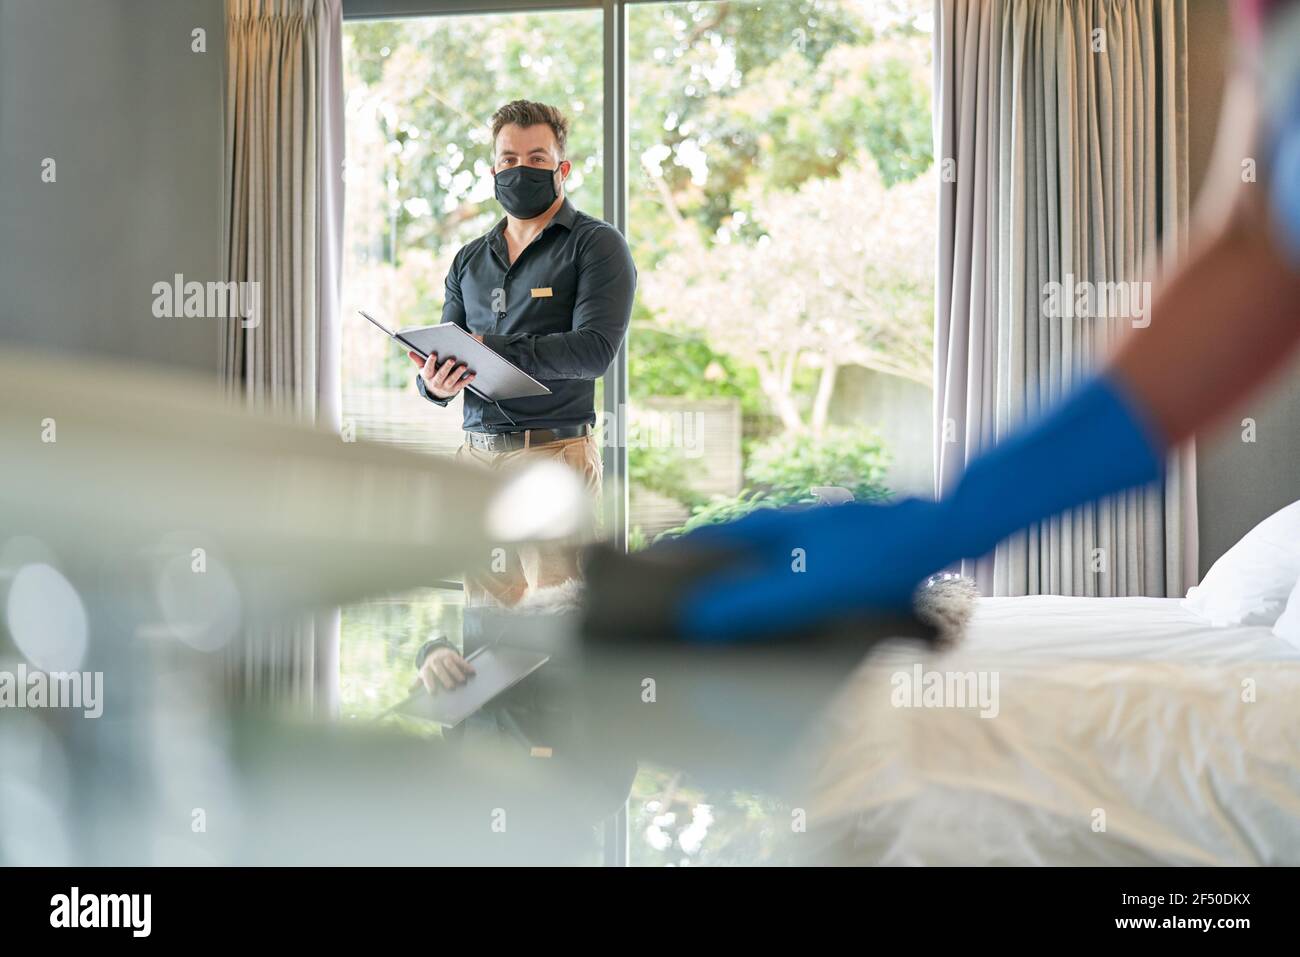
left=339, top=10, right=604, bottom=723
left=625, top=0, right=935, bottom=865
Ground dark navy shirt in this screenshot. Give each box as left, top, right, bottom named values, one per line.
left=416, top=198, right=636, bottom=433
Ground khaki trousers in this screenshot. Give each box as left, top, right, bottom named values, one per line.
left=455, top=432, right=602, bottom=607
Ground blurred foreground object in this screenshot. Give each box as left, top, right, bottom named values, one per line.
left=0, top=348, right=936, bottom=864
left=0, top=350, right=521, bottom=616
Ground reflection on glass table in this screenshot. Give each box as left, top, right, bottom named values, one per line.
left=340, top=586, right=464, bottom=728
left=342, top=586, right=800, bottom=866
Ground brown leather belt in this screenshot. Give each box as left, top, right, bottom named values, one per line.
left=465, top=424, right=589, bottom=453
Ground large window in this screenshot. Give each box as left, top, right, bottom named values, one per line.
left=625, top=0, right=935, bottom=548
left=622, top=0, right=935, bottom=867
left=338, top=7, right=604, bottom=726
left=338, top=0, right=934, bottom=866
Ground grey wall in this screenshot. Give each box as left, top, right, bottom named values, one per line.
left=1187, top=0, right=1300, bottom=575
left=1199, top=368, right=1300, bottom=574
left=0, top=0, right=226, bottom=375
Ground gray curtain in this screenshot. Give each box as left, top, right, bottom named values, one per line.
left=222, top=0, right=344, bottom=714
left=933, top=0, right=1198, bottom=598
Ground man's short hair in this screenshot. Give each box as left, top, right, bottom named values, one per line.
left=491, top=100, right=570, bottom=158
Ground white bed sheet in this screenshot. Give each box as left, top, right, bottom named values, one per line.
left=802, top=596, right=1300, bottom=865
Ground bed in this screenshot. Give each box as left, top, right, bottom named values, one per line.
left=801, top=596, right=1300, bottom=865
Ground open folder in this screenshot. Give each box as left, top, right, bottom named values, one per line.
left=397, top=645, right=551, bottom=728
left=361, top=310, right=551, bottom=402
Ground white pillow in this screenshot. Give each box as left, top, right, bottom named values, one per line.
left=1273, top=574, right=1300, bottom=647
left=1183, top=499, right=1300, bottom=626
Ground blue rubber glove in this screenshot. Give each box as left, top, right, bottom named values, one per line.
left=675, top=374, right=1166, bottom=641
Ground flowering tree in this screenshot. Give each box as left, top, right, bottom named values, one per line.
left=641, top=155, right=934, bottom=436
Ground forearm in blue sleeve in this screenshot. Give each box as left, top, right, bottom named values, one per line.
left=671, top=371, right=1169, bottom=641
left=939, top=372, right=1167, bottom=563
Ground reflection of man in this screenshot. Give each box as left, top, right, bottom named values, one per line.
left=410, top=100, right=635, bottom=688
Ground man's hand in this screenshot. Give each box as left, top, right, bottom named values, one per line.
left=409, top=350, right=475, bottom=399
left=418, top=646, right=477, bottom=693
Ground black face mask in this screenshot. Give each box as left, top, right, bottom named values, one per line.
left=494, top=164, right=561, bottom=219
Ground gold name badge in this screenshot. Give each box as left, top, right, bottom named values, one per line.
left=530, top=287, right=553, bottom=298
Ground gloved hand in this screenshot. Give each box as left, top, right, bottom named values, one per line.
left=675, top=496, right=951, bottom=640
left=673, top=374, right=1167, bottom=642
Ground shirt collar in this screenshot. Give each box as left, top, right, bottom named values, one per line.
left=488, top=197, right=576, bottom=265
left=489, top=196, right=577, bottom=241
left=549, top=196, right=577, bottom=231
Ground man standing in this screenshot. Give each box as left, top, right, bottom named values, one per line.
left=410, top=100, right=635, bottom=691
